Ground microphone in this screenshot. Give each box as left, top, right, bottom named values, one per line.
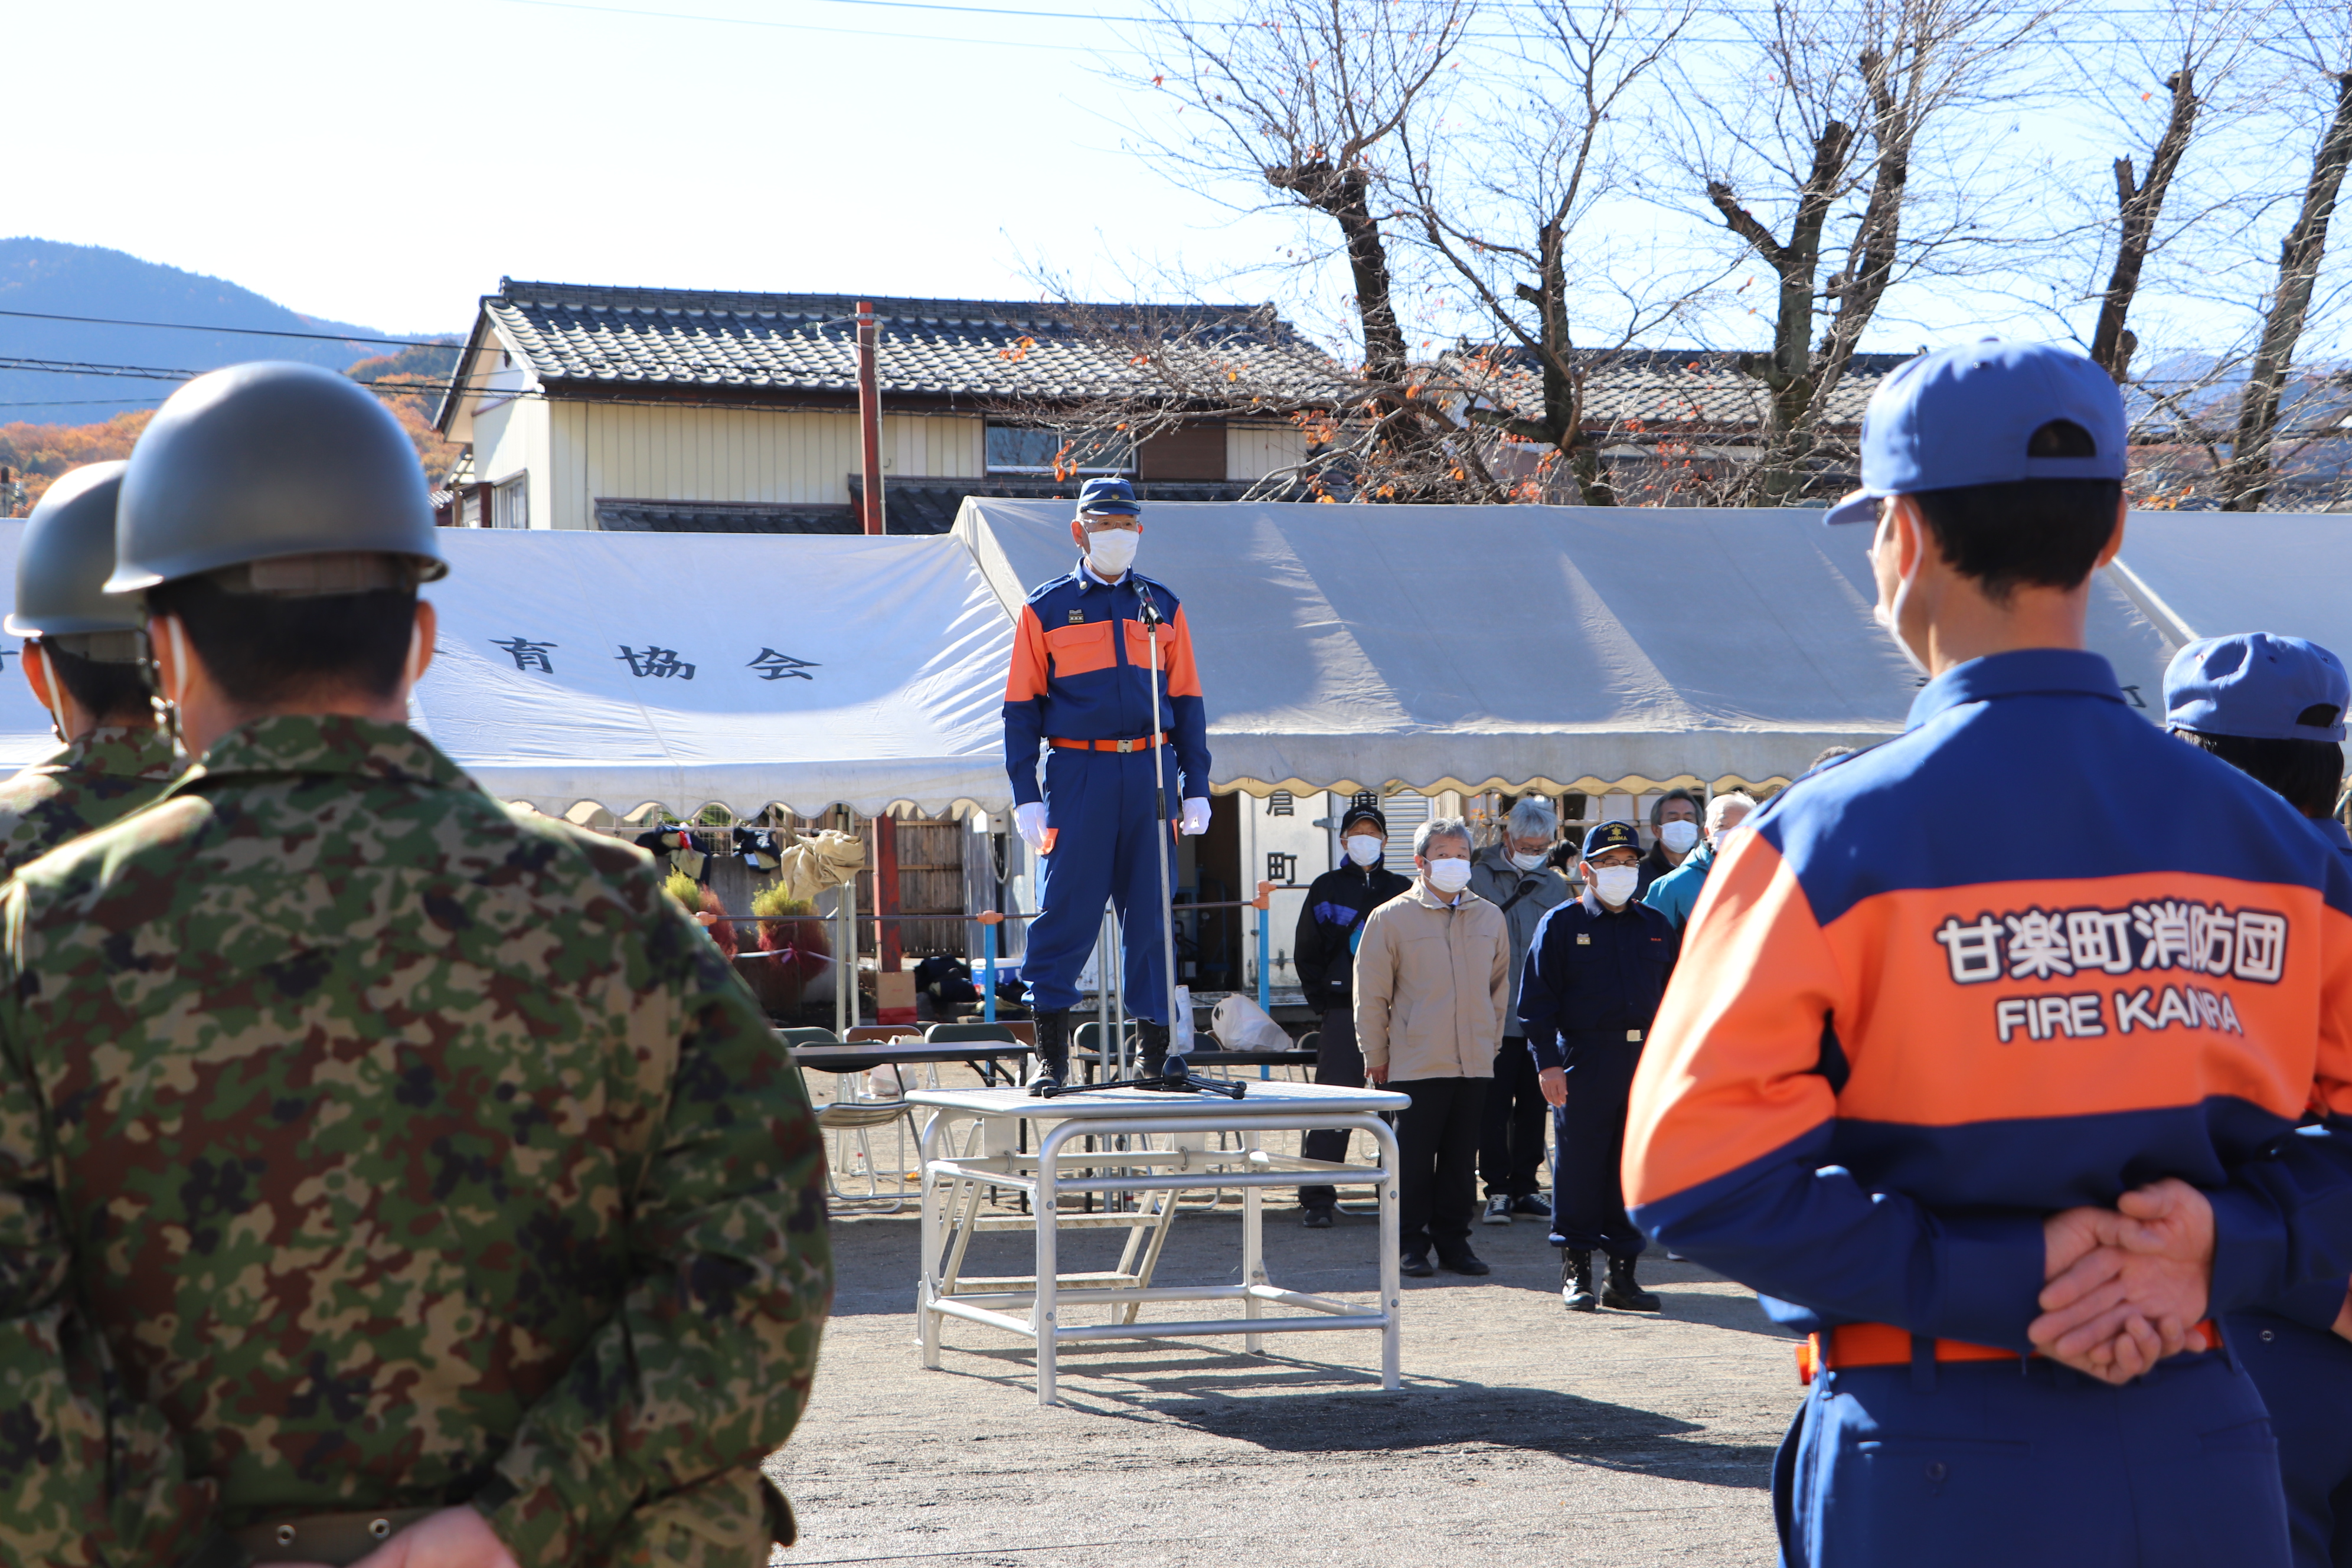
left=1136, top=582, right=1162, bottom=628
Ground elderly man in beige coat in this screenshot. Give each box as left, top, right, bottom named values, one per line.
left=1354, top=816, right=1513, bottom=1278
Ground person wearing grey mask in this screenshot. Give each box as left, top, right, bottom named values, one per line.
left=1469, top=796, right=1572, bottom=1226
left=1518, top=821, right=1682, bottom=1314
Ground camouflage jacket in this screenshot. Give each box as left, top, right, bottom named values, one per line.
left=0, top=721, right=179, bottom=876
left=0, top=715, right=832, bottom=1566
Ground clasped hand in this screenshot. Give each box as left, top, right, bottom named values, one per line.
left=2030, top=1178, right=2214, bottom=1386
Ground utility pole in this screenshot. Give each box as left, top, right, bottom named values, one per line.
left=0, top=469, right=24, bottom=520
left=856, top=302, right=885, bottom=534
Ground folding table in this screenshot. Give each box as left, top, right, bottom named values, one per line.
left=907, top=1079, right=1410, bottom=1405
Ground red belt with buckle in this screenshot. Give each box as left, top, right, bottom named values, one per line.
left=1796, top=1319, right=2221, bottom=1384
left=1050, top=735, right=1163, bottom=753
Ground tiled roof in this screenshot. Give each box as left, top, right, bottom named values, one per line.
left=469, top=280, right=1344, bottom=407
left=1443, top=348, right=1910, bottom=435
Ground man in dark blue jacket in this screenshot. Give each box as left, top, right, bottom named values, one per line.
left=1292, top=801, right=1412, bottom=1224
left=1520, top=821, right=1681, bottom=1312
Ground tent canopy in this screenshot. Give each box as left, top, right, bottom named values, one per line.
left=956, top=499, right=2187, bottom=796
left=409, top=530, right=1011, bottom=816
left=0, top=508, right=2334, bottom=814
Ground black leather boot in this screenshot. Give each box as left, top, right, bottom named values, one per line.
left=1027, top=1010, right=1071, bottom=1096
left=1602, top=1253, right=1662, bottom=1312
left=1562, top=1250, right=1598, bottom=1312
left=1137, top=1018, right=1188, bottom=1087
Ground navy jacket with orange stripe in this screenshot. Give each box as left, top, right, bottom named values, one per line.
left=1002, top=561, right=1210, bottom=808
left=1622, top=649, right=2352, bottom=1353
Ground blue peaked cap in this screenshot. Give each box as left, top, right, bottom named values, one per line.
left=1825, top=340, right=2127, bottom=525
left=2165, top=633, right=2349, bottom=743
left=1077, top=476, right=1141, bottom=516
left=1582, top=821, right=1641, bottom=858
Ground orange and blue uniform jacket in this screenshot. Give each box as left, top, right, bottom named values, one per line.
left=1623, top=649, right=2352, bottom=1352
left=1002, top=563, right=1209, bottom=806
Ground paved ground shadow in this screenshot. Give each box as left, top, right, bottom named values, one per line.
left=923, top=1341, right=1778, bottom=1489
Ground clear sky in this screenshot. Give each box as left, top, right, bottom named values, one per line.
left=7, top=0, right=1276, bottom=336
left=9, top=0, right=2338, bottom=368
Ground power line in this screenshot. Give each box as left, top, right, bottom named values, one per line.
left=0, top=309, right=459, bottom=351
left=495, top=0, right=2315, bottom=49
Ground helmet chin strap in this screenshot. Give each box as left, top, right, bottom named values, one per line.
left=27, top=645, right=63, bottom=744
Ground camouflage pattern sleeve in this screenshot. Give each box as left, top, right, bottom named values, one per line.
left=0, top=880, right=215, bottom=1566
left=474, top=841, right=834, bottom=1562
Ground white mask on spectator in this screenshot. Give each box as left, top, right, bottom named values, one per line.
left=1425, top=857, right=1474, bottom=894
left=1592, top=865, right=1640, bottom=907
left=1344, top=834, right=1384, bottom=867
left=1510, top=850, right=1548, bottom=872
left=1659, top=819, right=1699, bottom=854
left=1086, top=526, right=1139, bottom=577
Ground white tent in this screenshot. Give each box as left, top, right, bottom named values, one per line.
left=2110, top=511, right=2352, bottom=660
left=956, top=498, right=2185, bottom=795
left=0, top=507, right=2330, bottom=809
left=408, top=530, right=1012, bottom=816
left=0, top=525, right=1014, bottom=814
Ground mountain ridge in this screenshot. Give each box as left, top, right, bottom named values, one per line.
left=0, top=237, right=460, bottom=422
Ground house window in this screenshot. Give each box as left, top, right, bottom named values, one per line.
left=492, top=476, right=529, bottom=530
left=1268, top=790, right=1293, bottom=816
left=985, top=424, right=1135, bottom=475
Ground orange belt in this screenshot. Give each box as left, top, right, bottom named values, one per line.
left=1050, top=734, right=1163, bottom=753
left=1797, top=1319, right=2220, bottom=1384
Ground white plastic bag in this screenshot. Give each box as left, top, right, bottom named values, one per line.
left=1210, top=994, right=1291, bottom=1052
left=1173, top=985, right=1194, bottom=1050
left=865, top=1064, right=907, bottom=1099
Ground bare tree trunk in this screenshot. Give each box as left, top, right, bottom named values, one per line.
left=2220, top=69, right=2352, bottom=509
left=1265, top=161, right=1411, bottom=382
left=2089, top=70, right=2201, bottom=383
left=1707, top=117, right=1856, bottom=502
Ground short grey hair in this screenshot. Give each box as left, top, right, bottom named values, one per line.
left=1505, top=798, right=1558, bottom=841
left=1649, top=787, right=1703, bottom=827
left=1707, top=791, right=1758, bottom=831
left=1414, top=817, right=1472, bottom=858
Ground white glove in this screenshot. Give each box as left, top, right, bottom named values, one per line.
left=1014, top=802, right=1049, bottom=850
left=1180, top=798, right=1211, bottom=835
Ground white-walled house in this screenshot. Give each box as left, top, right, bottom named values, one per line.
left=432, top=280, right=1340, bottom=532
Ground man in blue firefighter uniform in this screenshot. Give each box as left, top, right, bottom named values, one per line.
left=2166, top=631, right=2352, bottom=1568
left=1004, top=477, right=1212, bottom=1090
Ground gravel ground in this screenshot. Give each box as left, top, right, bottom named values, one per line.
left=768, top=1181, right=1799, bottom=1567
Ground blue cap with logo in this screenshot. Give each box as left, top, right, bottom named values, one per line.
left=1077, top=475, right=1141, bottom=517
left=1824, top=340, right=2127, bottom=525
left=1582, top=821, right=1642, bottom=859
left=2164, top=633, right=2348, bottom=743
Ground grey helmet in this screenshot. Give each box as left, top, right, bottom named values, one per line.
left=6, top=461, right=148, bottom=662
left=109, top=361, right=447, bottom=594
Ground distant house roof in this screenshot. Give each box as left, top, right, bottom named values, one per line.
left=435, top=279, right=1343, bottom=431
left=1442, top=347, right=1913, bottom=437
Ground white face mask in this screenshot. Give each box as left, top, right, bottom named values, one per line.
left=1510, top=850, right=1548, bottom=873
left=1874, top=593, right=1931, bottom=678
left=1424, top=857, right=1473, bottom=894
left=1659, top=819, right=1699, bottom=854
left=1344, top=834, right=1384, bottom=867
left=1085, top=525, right=1139, bottom=577
left=1591, top=865, right=1640, bottom=907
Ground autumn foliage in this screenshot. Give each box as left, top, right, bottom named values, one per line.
left=1, top=342, right=462, bottom=512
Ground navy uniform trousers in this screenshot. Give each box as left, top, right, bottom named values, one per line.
left=1778, top=1350, right=2289, bottom=1567
left=1023, top=745, right=1178, bottom=1021
left=2232, top=1311, right=2352, bottom=1568
left=1547, top=1029, right=1646, bottom=1258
